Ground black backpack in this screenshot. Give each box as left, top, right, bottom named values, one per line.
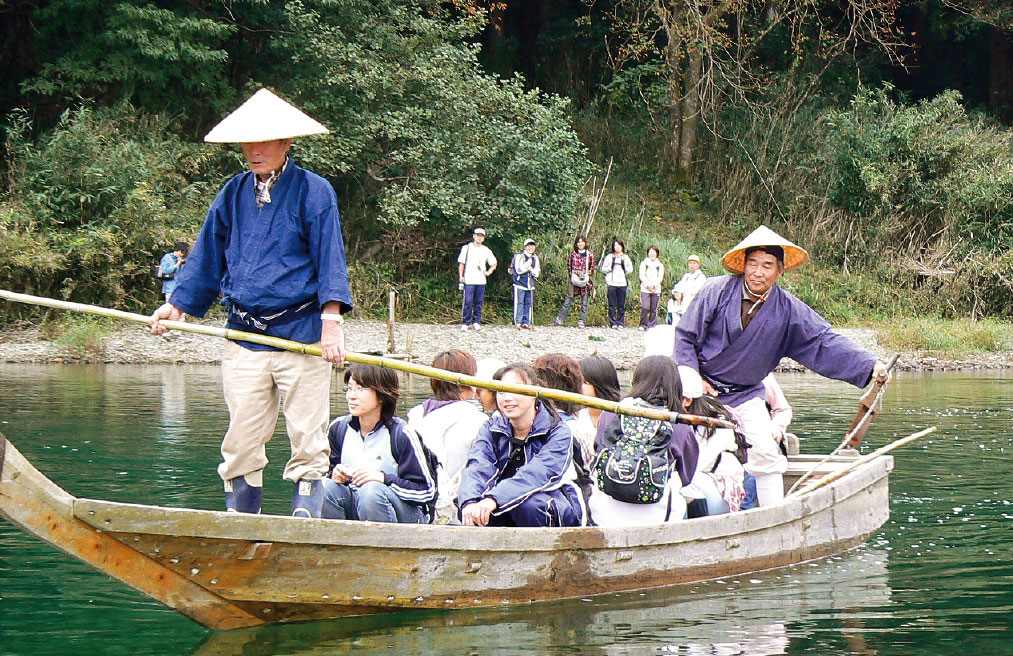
left=593, top=401, right=673, bottom=504
left=331, top=416, right=440, bottom=523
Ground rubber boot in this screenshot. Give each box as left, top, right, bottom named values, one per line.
left=224, top=474, right=263, bottom=514
left=291, top=478, right=325, bottom=518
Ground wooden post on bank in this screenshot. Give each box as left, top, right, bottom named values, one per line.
left=387, top=290, right=396, bottom=354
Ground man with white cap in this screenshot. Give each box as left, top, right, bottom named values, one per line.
left=510, top=238, right=540, bottom=329
left=457, top=227, right=497, bottom=331
left=667, top=254, right=707, bottom=323
left=149, top=88, right=353, bottom=518
left=673, top=225, right=890, bottom=507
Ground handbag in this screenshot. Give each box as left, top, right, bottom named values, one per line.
left=570, top=252, right=591, bottom=288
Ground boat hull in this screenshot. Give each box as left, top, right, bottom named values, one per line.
left=0, top=432, right=891, bottom=629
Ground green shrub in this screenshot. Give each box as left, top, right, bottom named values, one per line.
left=51, top=315, right=116, bottom=359
left=0, top=103, right=229, bottom=314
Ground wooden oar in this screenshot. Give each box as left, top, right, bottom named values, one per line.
left=845, top=353, right=900, bottom=448
left=785, top=353, right=900, bottom=496
left=786, top=426, right=936, bottom=497
left=0, top=289, right=735, bottom=430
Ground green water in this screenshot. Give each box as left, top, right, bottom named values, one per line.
left=0, top=364, right=1010, bottom=655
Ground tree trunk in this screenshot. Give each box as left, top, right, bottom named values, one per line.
left=677, top=49, right=703, bottom=180
left=988, top=27, right=1013, bottom=124
left=486, top=3, right=508, bottom=76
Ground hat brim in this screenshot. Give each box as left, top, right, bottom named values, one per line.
left=204, top=88, right=329, bottom=143
left=720, top=225, right=809, bottom=274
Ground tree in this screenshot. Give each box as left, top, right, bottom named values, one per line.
left=594, top=0, right=909, bottom=181
left=275, top=0, right=592, bottom=249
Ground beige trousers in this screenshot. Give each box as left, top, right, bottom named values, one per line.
left=218, top=341, right=332, bottom=484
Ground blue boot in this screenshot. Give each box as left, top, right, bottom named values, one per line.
left=224, top=475, right=263, bottom=514
left=291, top=478, right=325, bottom=518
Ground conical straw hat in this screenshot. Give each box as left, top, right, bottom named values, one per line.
left=720, top=225, right=809, bottom=274
left=204, top=88, right=329, bottom=143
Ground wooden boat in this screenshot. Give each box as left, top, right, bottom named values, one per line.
left=0, top=431, right=893, bottom=631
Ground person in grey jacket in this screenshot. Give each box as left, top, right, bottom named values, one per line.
left=600, top=239, right=634, bottom=329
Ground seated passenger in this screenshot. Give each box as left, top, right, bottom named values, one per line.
left=322, top=364, right=436, bottom=523
left=589, top=355, right=699, bottom=527
left=406, top=350, right=488, bottom=524
left=532, top=352, right=589, bottom=466
left=457, top=363, right=585, bottom=527
left=473, top=357, right=506, bottom=414
left=678, top=366, right=746, bottom=516
left=574, top=355, right=622, bottom=472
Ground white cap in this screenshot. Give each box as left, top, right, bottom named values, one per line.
left=642, top=325, right=675, bottom=358
left=474, top=357, right=506, bottom=381
left=473, top=227, right=487, bottom=236
left=204, top=88, right=329, bottom=143
left=678, top=365, right=704, bottom=399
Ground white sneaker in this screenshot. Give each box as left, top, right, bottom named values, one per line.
left=472, top=323, right=481, bottom=331
left=460, top=324, right=469, bottom=332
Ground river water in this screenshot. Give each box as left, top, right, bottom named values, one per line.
left=0, top=364, right=1010, bottom=655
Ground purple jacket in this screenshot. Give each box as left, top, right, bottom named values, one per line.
left=674, top=275, right=877, bottom=407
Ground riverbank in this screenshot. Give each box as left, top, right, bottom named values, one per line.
left=1, top=319, right=1010, bottom=371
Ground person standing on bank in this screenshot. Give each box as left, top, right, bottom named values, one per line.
left=668, top=254, right=707, bottom=324
left=600, top=239, right=634, bottom=329
left=457, top=227, right=497, bottom=331
left=674, top=225, right=890, bottom=508
left=158, top=242, right=189, bottom=302
left=510, top=238, right=540, bottom=329
left=148, top=88, right=353, bottom=518
left=638, top=245, right=665, bottom=330
left=551, top=235, right=595, bottom=328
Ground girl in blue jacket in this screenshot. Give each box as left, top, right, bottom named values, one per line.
left=457, top=363, right=585, bottom=527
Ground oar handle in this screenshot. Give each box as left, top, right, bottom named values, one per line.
left=0, top=290, right=736, bottom=429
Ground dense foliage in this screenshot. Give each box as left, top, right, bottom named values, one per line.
left=0, top=104, right=226, bottom=309
left=1, top=0, right=1012, bottom=323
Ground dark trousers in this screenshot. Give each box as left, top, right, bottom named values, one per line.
left=639, top=292, right=659, bottom=328
left=555, top=286, right=589, bottom=324
left=607, top=285, right=628, bottom=327
left=488, top=485, right=584, bottom=527
left=462, top=284, right=486, bottom=325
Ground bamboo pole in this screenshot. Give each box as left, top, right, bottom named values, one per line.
left=0, top=290, right=735, bottom=429
left=786, top=426, right=936, bottom=498
left=786, top=354, right=900, bottom=496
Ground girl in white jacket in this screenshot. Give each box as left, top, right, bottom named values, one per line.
left=638, top=245, right=665, bottom=330
left=406, top=350, right=489, bottom=523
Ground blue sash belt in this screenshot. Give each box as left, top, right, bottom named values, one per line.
left=228, top=299, right=317, bottom=333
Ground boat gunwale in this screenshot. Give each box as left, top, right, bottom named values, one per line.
left=70, top=455, right=894, bottom=552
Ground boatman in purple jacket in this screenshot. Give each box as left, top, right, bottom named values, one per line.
left=674, top=226, right=890, bottom=507
left=148, top=89, right=353, bottom=518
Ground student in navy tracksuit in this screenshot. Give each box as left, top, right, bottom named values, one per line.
left=457, top=363, right=585, bottom=528
left=322, top=364, right=436, bottom=523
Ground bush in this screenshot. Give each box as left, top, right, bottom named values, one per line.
left=0, top=103, right=229, bottom=314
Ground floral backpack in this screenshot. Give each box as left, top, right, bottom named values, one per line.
left=593, top=399, right=673, bottom=504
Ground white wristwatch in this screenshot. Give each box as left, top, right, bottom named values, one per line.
left=320, top=313, right=345, bottom=325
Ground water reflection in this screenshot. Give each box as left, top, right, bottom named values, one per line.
left=194, top=548, right=890, bottom=656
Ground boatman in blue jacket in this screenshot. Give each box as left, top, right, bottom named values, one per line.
left=674, top=225, right=890, bottom=509
left=148, top=88, right=353, bottom=518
